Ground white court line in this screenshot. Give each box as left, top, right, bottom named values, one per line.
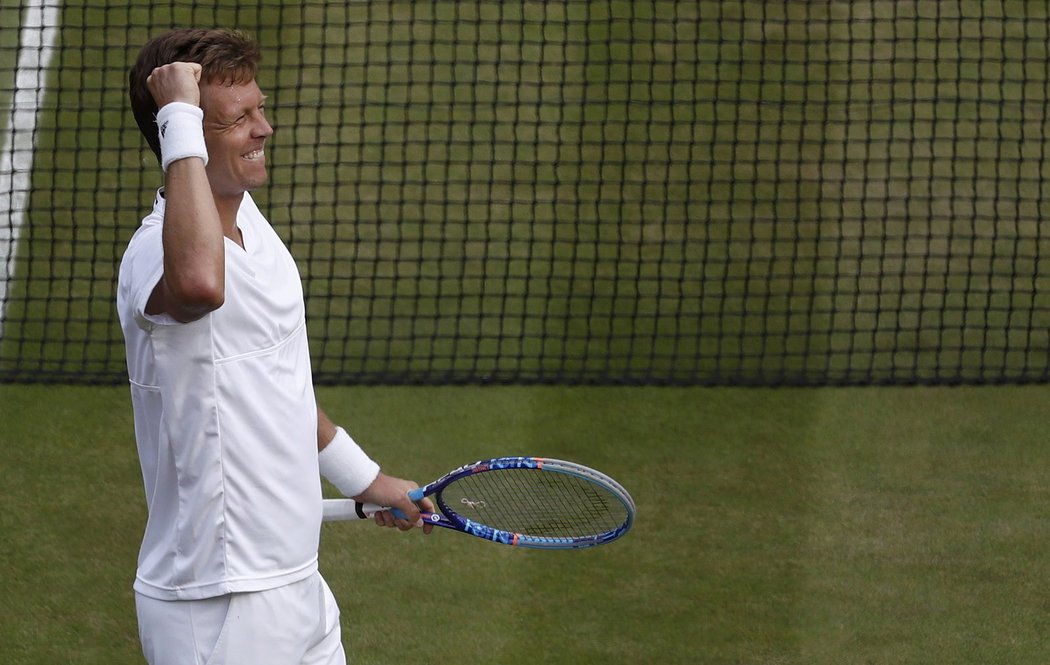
left=0, top=0, right=59, bottom=339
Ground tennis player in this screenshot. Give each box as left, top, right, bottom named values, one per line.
left=118, top=28, right=432, bottom=665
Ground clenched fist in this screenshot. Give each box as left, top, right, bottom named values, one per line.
left=146, top=62, right=202, bottom=108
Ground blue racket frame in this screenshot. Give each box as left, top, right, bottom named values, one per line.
left=325, top=456, right=636, bottom=550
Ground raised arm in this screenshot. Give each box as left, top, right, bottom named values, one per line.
left=143, top=62, right=225, bottom=322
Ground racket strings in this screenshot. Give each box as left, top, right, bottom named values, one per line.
left=440, top=468, right=628, bottom=538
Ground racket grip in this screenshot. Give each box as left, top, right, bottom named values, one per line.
left=321, top=490, right=424, bottom=522
left=322, top=499, right=386, bottom=521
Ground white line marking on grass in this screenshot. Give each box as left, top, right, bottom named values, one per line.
left=0, top=0, right=59, bottom=339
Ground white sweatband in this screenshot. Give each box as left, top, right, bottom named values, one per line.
left=156, top=102, right=209, bottom=172
left=318, top=427, right=381, bottom=498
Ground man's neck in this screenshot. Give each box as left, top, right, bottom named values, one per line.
left=214, top=191, right=246, bottom=249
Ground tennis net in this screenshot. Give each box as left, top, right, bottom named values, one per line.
left=2, top=1, right=1050, bottom=385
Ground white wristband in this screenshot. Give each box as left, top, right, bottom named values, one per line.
left=156, top=102, right=209, bottom=172
left=318, top=427, right=381, bottom=498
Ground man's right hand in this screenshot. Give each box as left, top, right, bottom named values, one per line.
left=146, top=62, right=202, bottom=108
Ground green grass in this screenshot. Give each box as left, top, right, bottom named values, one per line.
left=3, top=383, right=1050, bottom=663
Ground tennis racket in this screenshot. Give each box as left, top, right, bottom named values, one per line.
left=322, top=456, right=635, bottom=550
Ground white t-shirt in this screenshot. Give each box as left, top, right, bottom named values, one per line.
left=117, top=190, right=322, bottom=600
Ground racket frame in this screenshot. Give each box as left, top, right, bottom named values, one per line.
left=323, top=456, right=636, bottom=550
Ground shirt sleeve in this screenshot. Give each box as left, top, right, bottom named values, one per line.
left=120, top=223, right=179, bottom=329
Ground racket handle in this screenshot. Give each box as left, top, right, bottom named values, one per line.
left=322, top=499, right=414, bottom=522
left=322, top=499, right=386, bottom=521
left=321, top=484, right=430, bottom=522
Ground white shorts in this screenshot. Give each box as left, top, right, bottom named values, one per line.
left=136, top=572, right=345, bottom=665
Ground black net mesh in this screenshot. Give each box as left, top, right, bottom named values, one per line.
left=2, top=1, right=1050, bottom=385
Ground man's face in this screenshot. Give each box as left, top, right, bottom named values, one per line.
left=199, top=78, right=273, bottom=199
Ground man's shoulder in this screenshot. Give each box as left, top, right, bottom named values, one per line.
left=123, top=214, right=163, bottom=257
left=125, top=191, right=165, bottom=247
left=118, top=205, right=164, bottom=284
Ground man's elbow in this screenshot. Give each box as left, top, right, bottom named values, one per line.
left=168, top=274, right=225, bottom=314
